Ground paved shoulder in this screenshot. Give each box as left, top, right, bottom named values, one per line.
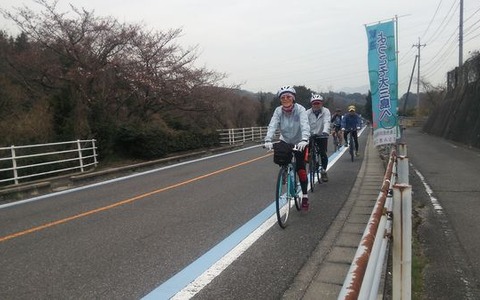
left=406, top=128, right=480, bottom=299
left=283, top=132, right=386, bottom=299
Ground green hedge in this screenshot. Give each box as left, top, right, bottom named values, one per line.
left=114, top=126, right=220, bottom=160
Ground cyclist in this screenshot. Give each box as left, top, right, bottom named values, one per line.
left=306, top=94, right=331, bottom=182
left=331, top=108, right=343, bottom=147
left=264, top=86, right=311, bottom=211
left=341, top=105, right=362, bottom=156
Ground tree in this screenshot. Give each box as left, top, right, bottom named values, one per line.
left=365, top=90, right=373, bottom=122
left=257, top=92, right=274, bottom=126
left=1, top=0, right=231, bottom=152
left=420, top=79, right=446, bottom=115
left=292, top=85, right=314, bottom=108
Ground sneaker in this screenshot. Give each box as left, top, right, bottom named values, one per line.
left=321, top=171, right=329, bottom=182
left=301, top=197, right=309, bottom=211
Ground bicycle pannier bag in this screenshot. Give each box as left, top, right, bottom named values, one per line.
left=273, top=142, right=293, bottom=165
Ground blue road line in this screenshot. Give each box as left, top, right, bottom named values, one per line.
left=142, top=202, right=276, bottom=299
left=142, top=144, right=349, bottom=298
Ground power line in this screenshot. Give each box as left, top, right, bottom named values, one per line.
left=421, top=0, right=445, bottom=39
left=465, top=31, right=480, bottom=44
left=464, top=6, right=480, bottom=23
left=464, top=17, right=480, bottom=36
left=422, top=16, right=460, bottom=65
left=424, top=0, right=459, bottom=45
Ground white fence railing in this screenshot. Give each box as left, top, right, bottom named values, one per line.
left=0, top=139, right=98, bottom=185
left=339, top=144, right=412, bottom=299
left=217, top=126, right=274, bottom=145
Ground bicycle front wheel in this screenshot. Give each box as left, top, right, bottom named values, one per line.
left=293, top=171, right=302, bottom=211
left=275, top=167, right=291, bottom=228
left=315, top=152, right=321, bottom=183
left=349, top=135, right=354, bottom=162
left=333, top=134, right=339, bottom=152
left=308, top=147, right=316, bottom=192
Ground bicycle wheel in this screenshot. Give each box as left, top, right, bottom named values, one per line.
left=349, top=134, right=354, bottom=162
left=315, top=151, right=321, bottom=183
left=275, top=166, right=291, bottom=228
left=293, top=170, right=302, bottom=211
left=308, top=145, right=316, bottom=192
left=333, top=134, right=339, bottom=152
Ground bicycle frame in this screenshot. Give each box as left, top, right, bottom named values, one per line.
left=332, top=129, right=343, bottom=152
left=308, top=136, right=324, bottom=191
left=275, top=149, right=302, bottom=228
left=348, top=131, right=355, bottom=162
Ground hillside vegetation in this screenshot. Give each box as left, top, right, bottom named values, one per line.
left=0, top=1, right=262, bottom=159
left=423, top=52, right=480, bottom=149
left=0, top=0, right=369, bottom=161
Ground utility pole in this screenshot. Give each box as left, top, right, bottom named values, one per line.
left=403, top=55, right=418, bottom=115
left=412, top=38, right=426, bottom=116
left=458, top=0, right=464, bottom=85
left=459, top=0, right=464, bottom=68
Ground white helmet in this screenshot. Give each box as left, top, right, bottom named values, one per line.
left=310, top=94, right=324, bottom=102
left=277, top=86, right=296, bottom=98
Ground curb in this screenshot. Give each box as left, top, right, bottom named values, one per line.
left=283, top=132, right=387, bottom=299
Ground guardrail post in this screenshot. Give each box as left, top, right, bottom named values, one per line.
left=392, top=183, right=412, bottom=300
left=92, top=139, right=98, bottom=167
left=76, top=139, right=85, bottom=172
left=229, top=128, right=234, bottom=145
left=397, top=144, right=409, bottom=184
left=11, top=145, right=19, bottom=185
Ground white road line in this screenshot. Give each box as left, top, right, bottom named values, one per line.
left=171, top=209, right=277, bottom=299
left=144, top=130, right=365, bottom=299
left=0, top=145, right=261, bottom=210
left=412, top=165, right=444, bottom=214
left=141, top=202, right=276, bottom=299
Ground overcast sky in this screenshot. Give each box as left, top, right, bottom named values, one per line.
left=1, top=0, right=480, bottom=95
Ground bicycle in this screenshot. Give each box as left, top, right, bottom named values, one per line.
left=331, top=128, right=343, bottom=152
left=274, top=144, right=303, bottom=228
left=308, top=134, right=327, bottom=192
left=345, top=130, right=356, bottom=162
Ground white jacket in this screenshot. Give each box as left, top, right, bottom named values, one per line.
left=265, top=103, right=310, bottom=144
left=306, top=106, right=331, bottom=135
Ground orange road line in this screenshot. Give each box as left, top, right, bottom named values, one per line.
left=0, top=153, right=272, bottom=243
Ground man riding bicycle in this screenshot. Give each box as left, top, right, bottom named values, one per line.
left=306, top=94, right=331, bottom=182
left=331, top=108, right=343, bottom=147
left=341, top=105, right=362, bottom=156
left=264, top=86, right=311, bottom=211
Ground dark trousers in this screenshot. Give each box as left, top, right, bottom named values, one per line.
left=312, top=136, right=328, bottom=170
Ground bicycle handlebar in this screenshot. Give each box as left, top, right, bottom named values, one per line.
left=310, top=134, right=329, bottom=139
left=262, top=141, right=304, bottom=152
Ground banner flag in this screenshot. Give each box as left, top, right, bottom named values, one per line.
left=366, top=20, right=398, bottom=146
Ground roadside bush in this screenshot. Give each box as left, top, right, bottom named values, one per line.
left=114, top=126, right=219, bottom=160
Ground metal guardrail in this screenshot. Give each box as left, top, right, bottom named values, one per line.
left=0, top=139, right=98, bottom=185
left=339, top=144, right=412, bottom=299
left=217, top=126, right=272, bottom=145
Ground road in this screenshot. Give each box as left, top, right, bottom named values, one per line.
left=0, top=133, right=368, bottom=299
left=405, top=127, right=480, bottom=299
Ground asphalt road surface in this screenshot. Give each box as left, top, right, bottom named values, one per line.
left=0, top=133, right=368, bottom=300
left=405, top=127, right=480, bottom=299
left=3, top=127, right=479, bottom=299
